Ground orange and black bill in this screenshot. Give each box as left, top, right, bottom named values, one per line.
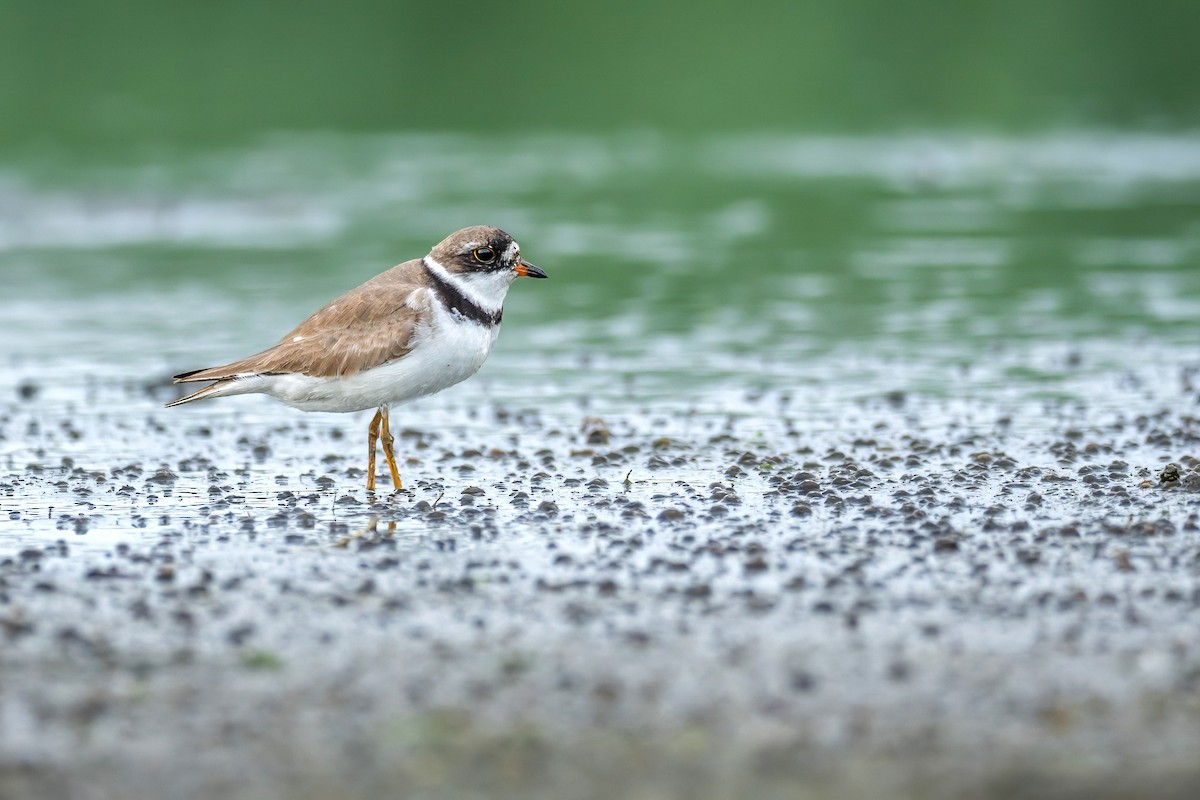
left=515, top=260, right=548, bottom=279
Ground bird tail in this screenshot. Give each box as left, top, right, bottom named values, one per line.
left=166, top=360, right=269, bottom=408
left=164, top=379, right=236, bottom=408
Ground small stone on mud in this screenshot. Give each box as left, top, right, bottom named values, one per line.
left=150, top=469, right=177, bottom=484
left=1159, top=463, right=1180, bottom=487
left=934, top=536, right=960, bottom=552
left=744, top=556, right=769, bottom=573
left=581, top=417, right=610, bottom=445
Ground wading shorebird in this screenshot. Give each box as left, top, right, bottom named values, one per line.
left=166, top=226, right=547, bottom=492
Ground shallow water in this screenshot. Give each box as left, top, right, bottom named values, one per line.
left=2, top=132, right=1200, bottom=799
left=6, top=134, right=1200, bottom=398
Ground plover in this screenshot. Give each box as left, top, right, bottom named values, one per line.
left=167, top=226, right=547, bottom=491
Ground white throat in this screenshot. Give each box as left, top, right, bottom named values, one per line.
left=424, top=256, right=513, bottom=313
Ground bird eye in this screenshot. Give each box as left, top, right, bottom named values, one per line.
left=474, top=247, right=496, bottom=264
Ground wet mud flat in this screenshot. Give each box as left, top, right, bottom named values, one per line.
left=2, top=373, right=1199, bottom=800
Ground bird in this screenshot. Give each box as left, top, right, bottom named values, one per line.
left=166, top=225, right=547, bottom=492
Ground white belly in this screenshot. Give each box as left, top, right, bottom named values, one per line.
left=259, top=308, right=500, bottom=413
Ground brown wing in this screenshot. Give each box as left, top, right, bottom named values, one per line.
left=174, top=263, right=428, bottom=382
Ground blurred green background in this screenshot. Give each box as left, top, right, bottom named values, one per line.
left=2, top=1, right=1198, bottom=150
left=1, top=1, right=1198, bottom=407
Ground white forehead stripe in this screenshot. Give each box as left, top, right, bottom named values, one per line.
left=503, top=240, right=520, bottom=262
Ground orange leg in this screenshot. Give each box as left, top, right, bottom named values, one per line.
left=380, top=406, right=403, bottom=490
left=366, top=408, right=383, bottom=492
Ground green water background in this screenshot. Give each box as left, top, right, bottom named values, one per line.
left=3, top=2, right=1198, bottom=147
left=1, top=1, right=1198, bottom=409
